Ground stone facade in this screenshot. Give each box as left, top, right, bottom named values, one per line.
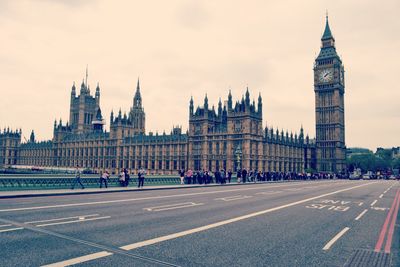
left=0, top=129, right=21, bottom=167
left=11, top=81, right=315, bottom=175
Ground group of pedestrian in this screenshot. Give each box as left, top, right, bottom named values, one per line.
left=118, top=168, right=131, bottom=187
left=71, top=164, right=341, bottom=190
left=71, top=166, right=146, bottom=189
left=179, top=169, right=233, bottom=185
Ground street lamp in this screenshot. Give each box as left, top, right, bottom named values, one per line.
left=235, top=145, right=242, bottom=172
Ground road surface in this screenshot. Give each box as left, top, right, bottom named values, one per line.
left=0, top=180, right=398, bottom=266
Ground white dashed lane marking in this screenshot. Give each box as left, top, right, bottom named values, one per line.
left=143, top=202, right=204, bottom=212
left=355, top=209, right=368, bottom=221
left=323, top=227, right=350, bottom=250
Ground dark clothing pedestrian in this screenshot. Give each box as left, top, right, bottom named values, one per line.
left=124, top=169, right=130, bottom=187
left=242, top=169, right=247, bottom=183
left=228, top=170, right=232, bottom=183
left=138, top=170, right=145, bottom=188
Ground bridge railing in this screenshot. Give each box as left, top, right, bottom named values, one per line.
left=0, top=176, right=181, bottom=191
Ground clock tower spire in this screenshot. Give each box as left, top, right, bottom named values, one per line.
left=314, top=15, right=346, bottom=173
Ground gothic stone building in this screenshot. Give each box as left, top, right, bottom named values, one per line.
left=1, top=16, right=345, bottom=174
left=314, top=15, right=346, bottom=172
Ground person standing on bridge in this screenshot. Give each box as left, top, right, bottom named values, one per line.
left=100, top=170, right=109, bottom=188
left=71, top=165, right=84, bottom=189
left=138, top=168, right=145, bottom=188
left=242, top=168, right=247, bottom=183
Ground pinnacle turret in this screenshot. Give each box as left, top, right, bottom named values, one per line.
left=321, top=14, right=333, bottom=41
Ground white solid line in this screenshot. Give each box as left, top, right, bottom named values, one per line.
left=24, top=214, right=99, bottom=224
left=215, top=195, right=252, bottom=201
left=43, top=182, right=376, bottom=266
left=0, top=227, right=24, bottom=233
left=151, top=203, right=204, bottom=212
left=41, top=251, right=113, bottom=267
left=371, top=200, right=378, bottom=206
left=256, top=191, right=282, bottom=195
left=379, top=194, right=384, bottom=199
left=36, top=216, right=111, bottom=227
left=355, top=209, right=368, bottom=221
left=323, top=227, right=350, bottom=250
left=144, top=202, right=196, bottom=210
left=0, top=181, right=334, bottom=213
left=144, top=202, right=204, bottom=212
left=285, top=188, right=303, bottom=191
left=0, top=224, right=12, bottom=228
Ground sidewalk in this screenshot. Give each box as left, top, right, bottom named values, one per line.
left=0, top=182, right=248, bottom=199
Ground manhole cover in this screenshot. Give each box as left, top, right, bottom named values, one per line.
left=344, top=249, right=391, bottom=267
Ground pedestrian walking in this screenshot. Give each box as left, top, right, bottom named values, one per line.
left=124, top=168, right=130, bottom=187
left=179, top=169, right=185, bottom=185
left=186, top=169, right=193, bottom=184
left=119, top=170, right=125, bottom=187
left=227, top=169, right=232, bottom=183
left=237, top=169, right=241, bottom=183
left=71, top=165, right=84, bottom=189
left=100, top=170, right=109, bottom=188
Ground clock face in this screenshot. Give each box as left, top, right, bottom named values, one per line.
left=319, top=69, right=333, bottom=83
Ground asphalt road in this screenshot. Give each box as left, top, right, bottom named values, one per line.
left=0, top=180, right=399, bottom=267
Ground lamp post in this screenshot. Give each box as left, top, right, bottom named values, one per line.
left=234, top=145, right=242, bottom=172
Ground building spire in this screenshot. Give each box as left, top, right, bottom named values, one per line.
left=85, top=64, right=88, bottom=87
left=133, top=77, right=142, bottom=108
left=322, top=12, right=333, bottom=40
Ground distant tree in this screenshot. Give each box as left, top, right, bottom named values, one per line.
left=347, top=153, right=391, bottom=173
left=376, top=149, right=392, bottom=162
left=392, top=158, right=400, bottom=169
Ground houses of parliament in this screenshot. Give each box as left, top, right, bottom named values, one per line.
left=0, top=16, right=346, bottom=174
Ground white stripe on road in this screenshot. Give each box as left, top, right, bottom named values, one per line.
left=215, top=195, right=252, bottom=202
left=323, top=227, right=350, bottom=250
left=0, top=224, right=12, bottom=228
left=24, top=214, right=99, bottom=224
left=42, top=251, right=113, bottom=267
left=379, top=194, right=384, bottom=199
left=36, top=216, right=111, bottom=227
left=143, top=202, right=203, bottom=212
left=0, top=227, right=24, bottom=233
left=285, top=188, right=303, bottom=192
left=256, top=191, right=282, bottom=195
left=42, top=181, right=376, bottom=267
left=371, top=200, right=378, bottom=206
left=358, top=202, right=364, bottom=206
left=355, top=209, right=368, bottom=221
left=1, top=181, right=341, bottom=213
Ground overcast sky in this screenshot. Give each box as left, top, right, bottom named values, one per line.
left=0, top=0, right=399, bottom=150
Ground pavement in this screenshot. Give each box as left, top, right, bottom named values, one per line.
left=0, top=179, right=399, bottom=267
left=0, top=183, right=227, bottom=199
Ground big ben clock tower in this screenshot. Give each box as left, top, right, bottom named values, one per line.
left=314, top=15, right=346, bottom=173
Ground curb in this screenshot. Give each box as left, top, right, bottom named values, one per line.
left=0, top=180, right=308, bottom=199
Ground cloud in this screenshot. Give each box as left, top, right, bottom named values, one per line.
left=33, top=0, right=99, bottom=8
left=176, top=1, right=211, bottom=30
